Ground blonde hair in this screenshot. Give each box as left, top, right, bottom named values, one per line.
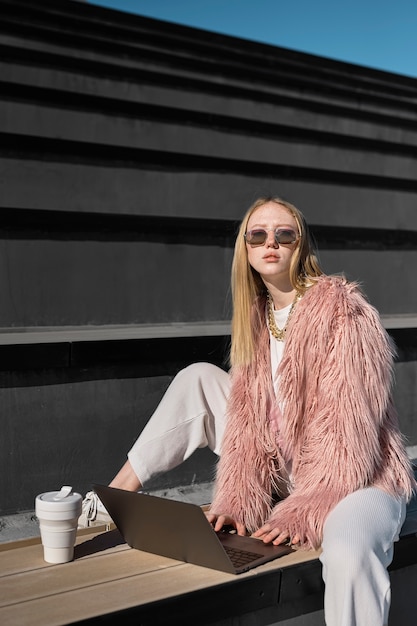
left=230, top=196, right=323, bottom=367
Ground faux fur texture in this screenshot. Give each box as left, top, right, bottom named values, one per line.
left=210, top=275, right=415, bottom=549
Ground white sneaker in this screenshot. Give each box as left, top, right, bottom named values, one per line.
left=78, top=491, right=113, bottom=529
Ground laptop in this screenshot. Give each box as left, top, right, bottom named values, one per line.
left=93, top=484, right=293, bottom=574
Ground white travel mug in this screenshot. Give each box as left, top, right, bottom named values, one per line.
left=35, top=486, right=82, bottom=564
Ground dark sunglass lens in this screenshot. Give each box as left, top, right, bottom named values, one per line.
left=275, top=229, right=297, bottom=244
left=247, top=230, right=267, bottom=245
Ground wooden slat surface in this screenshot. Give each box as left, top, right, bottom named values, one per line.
left=0, top=528, right=321, bottom=625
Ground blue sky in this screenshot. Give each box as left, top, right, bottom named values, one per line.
left=88, top=0, right=417, bottom=78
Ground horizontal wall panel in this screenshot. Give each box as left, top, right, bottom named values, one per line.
left=2, top=67, right=417, bottom=147
left=0, top=239, right=233, bottom=326
left=2, top=157, right=417, bottom=230
left=3, top=131, right=417, bottom=191
left=0, top=343, right=69, bottom=370
left=2, top=55, right=417, bottom=147
left=69, top=336, right=229, bottom=370
left=319, top=250, right=417, bottom=314
left=0, top=335, right=230, bottom=374
left=2, top=102, right=417, bottom=180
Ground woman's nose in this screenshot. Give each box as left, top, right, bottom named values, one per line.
left=266, top=231, right=278, bottom=247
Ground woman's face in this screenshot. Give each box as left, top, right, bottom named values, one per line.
left=245, top=202, right=299, bottom=288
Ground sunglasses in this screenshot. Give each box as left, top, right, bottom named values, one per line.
left=244, top=227, right=299, bottom=247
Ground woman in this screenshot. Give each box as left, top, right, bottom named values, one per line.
left=82, top=197, right=415, bottom=626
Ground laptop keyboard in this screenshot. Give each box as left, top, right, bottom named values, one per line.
left=224, top=545, right=264, bottom=568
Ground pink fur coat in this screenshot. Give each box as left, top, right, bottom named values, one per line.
left=210, top=275, right=415, bottom=549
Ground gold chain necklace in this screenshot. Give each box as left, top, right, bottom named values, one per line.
left=267, top=291, right=301, bottom=341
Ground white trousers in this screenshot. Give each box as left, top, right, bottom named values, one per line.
left=128, top=363, right=230, bottom=482
left=127, top=363, right=406, bottom=626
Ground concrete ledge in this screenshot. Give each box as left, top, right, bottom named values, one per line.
left=0, top=316, right=415, bottom=372
left=0, top=321, right=232, bottom=345
left=0, top=311, right=415, bottom=345
left=0, top=326, right=231, bottom=372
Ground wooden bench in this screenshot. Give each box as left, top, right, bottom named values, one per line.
left=1, top=496, right=417, bottom=626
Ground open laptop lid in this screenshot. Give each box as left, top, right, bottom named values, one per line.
left=93, top=484, right=292, bottom=574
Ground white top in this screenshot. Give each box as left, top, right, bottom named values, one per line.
left=269, top=301, right=292, bottom=391
left=268, top=302, right=295, bottom=481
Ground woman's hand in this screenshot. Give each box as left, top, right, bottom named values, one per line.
left=205, top=512, right=247, bottom=536
left=253, top=523, right=300, bottom=546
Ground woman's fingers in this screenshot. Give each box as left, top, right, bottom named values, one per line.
left=253, top=523, right=272, bottom=538
left=205, top=512, right=246, bottom=535
left=207, top=515, right=300, bottom=544
left=205, top=512, right=229, bottom=531
left=254, top=523, right=299, bottom=545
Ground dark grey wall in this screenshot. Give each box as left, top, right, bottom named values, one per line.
left=0, top=0, right=416, bottom=514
